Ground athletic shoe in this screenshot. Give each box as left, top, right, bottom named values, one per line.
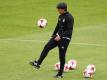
left=29, top=61, right=40, bottom=69
left=54, top=73, right=63, bottom=78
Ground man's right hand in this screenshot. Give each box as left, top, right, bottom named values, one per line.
left=54, top=35, right=61, bottom=41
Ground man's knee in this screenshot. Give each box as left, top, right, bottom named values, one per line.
left=44, top=44, right=51, bottom=51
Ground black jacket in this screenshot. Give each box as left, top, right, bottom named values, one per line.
left=52, top=12, right=74, bottom=39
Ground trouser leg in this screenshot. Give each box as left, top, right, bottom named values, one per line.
left=58, top=39, right=70, bottom=74
left=37, top=39, right=57, bottom=65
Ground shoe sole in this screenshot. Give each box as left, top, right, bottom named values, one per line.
left=54, top=75, right=63, bottom=78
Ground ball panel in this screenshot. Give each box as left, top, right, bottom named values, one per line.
left=86, top=64, right=96, bottom=73
left=83, top=69, right=93, bottom=78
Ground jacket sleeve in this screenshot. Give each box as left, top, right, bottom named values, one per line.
left=61, top=16, right=74, bottom=37
left=52, top=23, right=59, bottom=37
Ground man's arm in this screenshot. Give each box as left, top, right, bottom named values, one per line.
left=52, top=23, right=59, bottom=37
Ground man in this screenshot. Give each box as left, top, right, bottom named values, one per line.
left=30, top=2, right=74, bottom=78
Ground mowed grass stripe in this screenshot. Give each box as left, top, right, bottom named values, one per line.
left=0, top=39, right=107, bottom=47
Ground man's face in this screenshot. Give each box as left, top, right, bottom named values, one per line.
left=57, top=9, right=65, bottom=14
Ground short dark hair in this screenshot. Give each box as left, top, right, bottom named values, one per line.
left=56, top=2, right=67, bottom=11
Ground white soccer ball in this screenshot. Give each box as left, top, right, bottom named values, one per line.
left=83, top=69, right=93, bottom=78
left=37, top=18, right=47, bottom=28
left=86, top=64, right=96, bottom=73
left=68, top=59, right=77, bottom=70
left=54, top=62, right=69, bottom=72
left=64, top=64, right=69, bottom=72
left=54, top=62, right=60, bottom=71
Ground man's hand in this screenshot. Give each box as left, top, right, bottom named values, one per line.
left=54, top=35, right=61, bottom=41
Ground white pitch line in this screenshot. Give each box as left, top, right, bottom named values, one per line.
left=72, top=42, right=107, bottom=47
left=0, top=39, right=46, bottom=43
left=0, top=38, right=107, bottom=47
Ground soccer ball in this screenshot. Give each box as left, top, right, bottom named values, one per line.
left=54, top=62, right=69, bottom=72
left=86, top=64, right=96, bottom=73
left=64, top=64, right=69, bottom=72
left=54, top=62, right=60, bottom=71
left=83, top=69, right=93, bottom=78
left=83, top=64, right=96, bottom=78
left=68, top=59, right=77, bottom=70
left=37, top=18, right=47, bottom=28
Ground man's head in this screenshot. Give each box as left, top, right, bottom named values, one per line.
left=56, top=2, right=67, bottom=14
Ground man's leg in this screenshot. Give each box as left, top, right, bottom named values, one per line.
left=37, top=38, right=57, bottom=65
left=55, top=39, right=70, bottom=77
left=30, top=38, right=57, bottom=68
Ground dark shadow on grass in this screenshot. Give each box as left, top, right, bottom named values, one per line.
left=51, top=69, right=76, bottom=73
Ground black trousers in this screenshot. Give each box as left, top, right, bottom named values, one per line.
left=37, top=38, right=70, bottom=74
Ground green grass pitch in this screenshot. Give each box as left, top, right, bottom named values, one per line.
left=0, top=0, right=107, bottom=80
